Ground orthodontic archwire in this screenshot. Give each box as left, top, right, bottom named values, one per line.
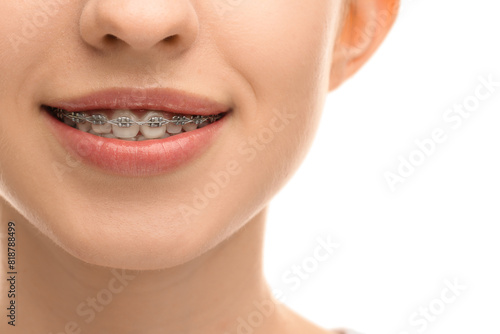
left=50, top=108, right=224, bottom=128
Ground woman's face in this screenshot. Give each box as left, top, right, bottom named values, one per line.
left=0, top=0, right=345, bottom=269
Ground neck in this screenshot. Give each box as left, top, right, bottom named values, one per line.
left=0, top=199, right=289, bottom=334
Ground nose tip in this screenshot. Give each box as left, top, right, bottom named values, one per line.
left=80, top=0, right=199, bottom=52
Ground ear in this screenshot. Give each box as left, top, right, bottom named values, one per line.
left=329, top=0, right=399, bottom=91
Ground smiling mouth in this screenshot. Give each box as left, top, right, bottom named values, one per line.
left=42, top=105, right=227, bottom=141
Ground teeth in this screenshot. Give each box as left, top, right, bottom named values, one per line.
left=92, top=123, right=112, bottom=134
left=101, top=133, right=117, bottom=139
left=111, top=110, right=140, bottom=139
left=89, top=114, right=112, bottom=134
left=182, top=122, right=198, bottom=132
left=52, top=107, right=223, bottom=141
left=91, top=114, right=112, bottom=134
left=140, top=111, right=167, bottom=139
left=64, top=117, right=76, bottom=127
left=77, top=121, right=91, bottom=132
left=166, top=123, right=182, bottom=134
left=197, top=120, right=209, bottom=128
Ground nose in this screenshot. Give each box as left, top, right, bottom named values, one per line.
left=80, top=0, right=199, bottom=53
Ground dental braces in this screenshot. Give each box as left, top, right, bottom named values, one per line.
left=52, top=108, right=223, bottom=127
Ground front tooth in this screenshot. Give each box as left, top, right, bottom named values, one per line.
left=111, top=110, right=140, bottom=139
left=140, top=111, right=167, bottom=139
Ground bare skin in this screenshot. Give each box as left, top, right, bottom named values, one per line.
left=0, top=0, right=397, bottom=333
left=1, top=201, right=341, bottom=334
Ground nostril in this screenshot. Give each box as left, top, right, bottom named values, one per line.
left=163, top=35, right=177, bottom=42
left=79, top=1, right=199, bottom=53
left=104, top=34, right=118, bottom=42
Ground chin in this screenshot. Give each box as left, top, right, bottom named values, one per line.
left=41, top=208, right=223, bottom=270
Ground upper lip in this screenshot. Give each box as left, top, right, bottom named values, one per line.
left=42, top=87, right=231, bottom=116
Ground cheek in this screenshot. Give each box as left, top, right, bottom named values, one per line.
left=0, top=2, right=51, bottom=57
left=203, top=2, right=340, bottom=168
left=0, top=1, right=79, bottom=73
left=206, top=1, right=338, bottom=103
left=178, top=8, right=343, bottom=238
left=201, top=2, right=340, bottom=185
left=0, top=2, right=79, bottom=114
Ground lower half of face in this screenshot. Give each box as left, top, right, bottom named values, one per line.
left=0, top=0, right=342, bottom=269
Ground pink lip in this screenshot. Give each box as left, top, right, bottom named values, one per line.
left=43, top=87, right=231, bottom=115
left=41, top=88, right=231, bottom=177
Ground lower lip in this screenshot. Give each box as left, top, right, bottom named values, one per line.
left=41, top=108, right=228, bottom=177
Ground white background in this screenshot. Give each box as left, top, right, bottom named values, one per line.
left=264, top=1, right=500, bottom=333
